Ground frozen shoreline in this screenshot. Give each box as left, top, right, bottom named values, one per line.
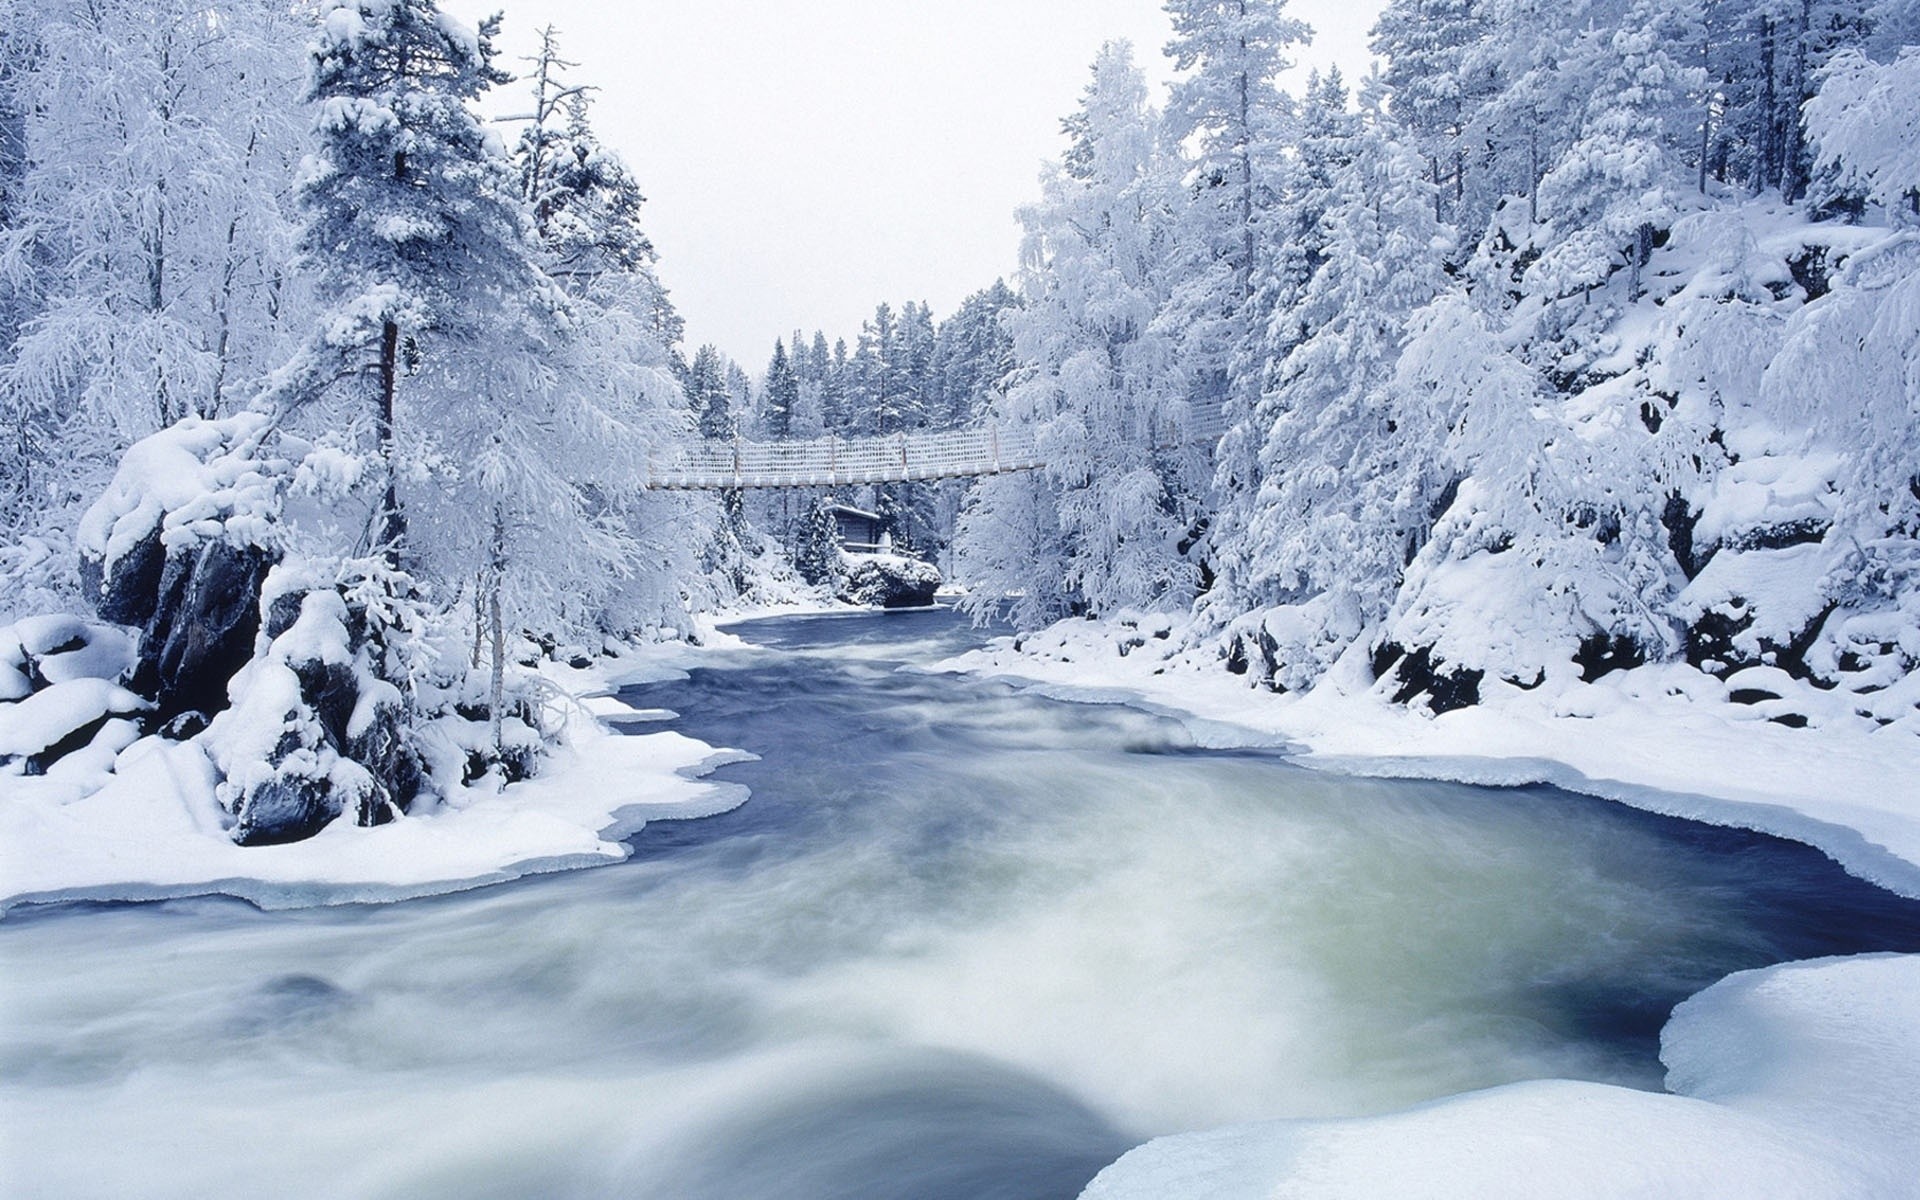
left=936, top=616, right=1920, bottom=900
left=931, top=615, right=1920, bottom=1200
left=0, top=632, right=756, bottom=917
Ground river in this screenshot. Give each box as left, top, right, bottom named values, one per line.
left=4, top=608, right=1919, bottom=1199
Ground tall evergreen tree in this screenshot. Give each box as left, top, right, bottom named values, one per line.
left=959, top=41, right=1195, bottom=623
left=275, top=0, right=531, bottom=559
left=762, top=338, right=799, bottom=439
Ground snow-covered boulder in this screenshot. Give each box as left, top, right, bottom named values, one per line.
left=0, top=616, right=147, bottom=775
left=76, top=415, right=286, bottom=724
left=1222, top=592, right=1365, bottom=694
left=838, top=553, right=942, bottom=609
left=202, top=567, right=427, bottom=846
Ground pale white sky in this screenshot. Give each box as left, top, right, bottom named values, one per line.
left=442, top=1, right=1384, bottom=366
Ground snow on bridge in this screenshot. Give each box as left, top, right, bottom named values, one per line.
left=643, top=403, right=1228, bottom=491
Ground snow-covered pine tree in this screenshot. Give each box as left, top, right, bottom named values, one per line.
left=958, top=41, right=1195, bottom=623
left=273, top=0, right=532, bottom=562
left=763, top=338, right=799, bottom=440
left=1526, top=0, right=1707, bottom=306
left=1158, top=0, right=1309, bottom=436
left=1210, top=76, right=1457, bottom=689
left=1369, top=0, right=1499, bottom=228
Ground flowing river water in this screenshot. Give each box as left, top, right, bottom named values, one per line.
left=5, top=608, right=1920, bottom=1199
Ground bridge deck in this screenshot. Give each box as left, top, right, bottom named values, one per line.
left=643, top=405, right=1226, bottom=491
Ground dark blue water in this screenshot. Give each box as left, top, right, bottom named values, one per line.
left=4, top=607, right=1919, bottom=1200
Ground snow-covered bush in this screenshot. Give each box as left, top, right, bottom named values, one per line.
left=839, top=554, right=942, bottom=609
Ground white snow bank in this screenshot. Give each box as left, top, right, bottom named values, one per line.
left=1082, top=953, right=1920, bottom=1199
left=0, top=677, right=149, bottom=759
left=0, top=647, right=746, bottom=914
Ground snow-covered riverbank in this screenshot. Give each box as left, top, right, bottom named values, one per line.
left=940, top=614, right=1920, bottom=899
left=935, top=615, right=1920, bottom=1200
left=0, top=634, right=750, bottom=915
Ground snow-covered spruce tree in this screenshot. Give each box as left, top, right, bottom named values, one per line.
left=763, top=338, right=799, bottom=440
left=932, top=280, right=1021, bottom=428
left=1157, top=0, right=1308, bottom=441
left=1369, top=0, right=1500, bottom=228
left=1525, top=0, right=1707, bottom=309
left=793, top=496, right=846, bottom=589
left=1209, top=77, right=1456, bottom=691
left=684, top=344, right=761, bottom=597
left=957, top=41, right=1195, bottom=624
left=1207, top=68, right=1353, bottom=630
left=506, top=34, right=703, bottom=639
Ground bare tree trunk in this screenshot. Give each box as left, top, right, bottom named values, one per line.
left=488, top=508, right=507, bottom=758
left=471, top=579, right=485, bottom=670
left=377, top=319, right=403, bottom=559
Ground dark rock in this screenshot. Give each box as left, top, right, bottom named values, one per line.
left=21, top=714, right=115, bottom=776
left=1724, top=518, right=1827, bottom=554
left=79, top=523, right=166, bottom=629
left=1577, top=633, right=1646, bottom=683
left=159, top=711, right=211, bottom=741
left=294, top=658, right=359, bottom=747
left=264, top=590, right=307, bottom=641
left=1729, top=688, right=1781, bottom=706
left=1662, top=493, right=1701, bottom=579
left=344, top=696, right=425, bottom=824
left=231, top=774, right=339, bottom=846
left=128, top=539, right=274, bottom=725
left=1787, top=245, right=1833, bottom=301
left=1376, top=642, right=1483, bottom=715
left=1224, top=637, right=1250, bottom=676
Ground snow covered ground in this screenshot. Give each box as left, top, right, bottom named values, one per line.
left=935, top=615, right=1920, bottom=1199
left=0, top=635, right=750, bottom=915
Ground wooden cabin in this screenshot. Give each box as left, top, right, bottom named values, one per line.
left=827, top=504, right=889, bottom=554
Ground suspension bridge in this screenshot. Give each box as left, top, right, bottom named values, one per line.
left=642, top=403, right=1228, bottom=491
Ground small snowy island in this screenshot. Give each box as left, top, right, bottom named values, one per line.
left=3, top=0, right=1919, bottom=1197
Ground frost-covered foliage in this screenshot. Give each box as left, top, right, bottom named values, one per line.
left=1805, top=47, right=1920, bottom=224
left=960, top=0, right=1920, bottom=732
left=957, top=41, right=1201, bottom=624
left=0, top=0, right=305, bottom=598
left=1205, top=74, right=1454, bottom=686
left=0, top=0, right=735, bottom=850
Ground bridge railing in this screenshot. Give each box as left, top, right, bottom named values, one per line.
left=645, top=423, right=1046, bottom=490
left=641, top=401, right=1227, bottom=491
